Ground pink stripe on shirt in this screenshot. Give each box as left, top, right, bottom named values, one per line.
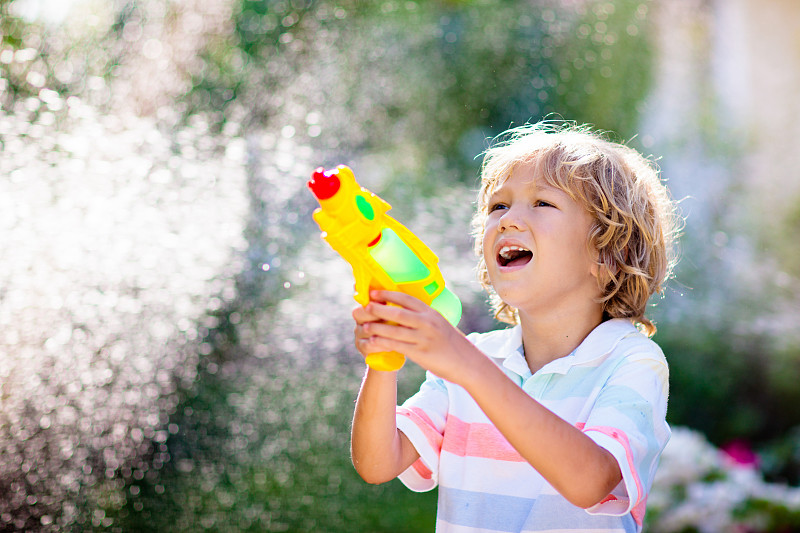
left=397, top=406, right=443, bottom=453
left=584, top=425, right=645, bottom=525
left=442, top=415, right=525, bottom=462
left=411, top=458, right=433, bottom=480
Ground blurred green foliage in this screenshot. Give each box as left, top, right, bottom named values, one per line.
left=106, top=360, right=439, bottom=532
left=734, top=498, right=800, bottom=532
left=1, top=0, right=42, bottom=103
left=656, top=323, right=800, bottom=445
left=189, top=0, right=653, bottom=184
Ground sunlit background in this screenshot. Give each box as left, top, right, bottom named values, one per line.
left=2, top=0, right=800, bottom=531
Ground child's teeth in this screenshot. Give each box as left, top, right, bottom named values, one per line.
left=500, top=245, right=527, bottom=258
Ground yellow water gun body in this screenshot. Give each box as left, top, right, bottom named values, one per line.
left=307, top=165, right=462, bottom=371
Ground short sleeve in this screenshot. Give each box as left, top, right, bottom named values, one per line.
left=582, top=351, right=670, bottom=526
left=395, top=372, right=449, bottom=492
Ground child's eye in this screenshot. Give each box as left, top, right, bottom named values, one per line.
left=488, top=203, right=508, bottom=213
left=534, top=200, right=553, bottom=208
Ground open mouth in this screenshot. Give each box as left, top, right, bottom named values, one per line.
left=498, top=245, right=533, bottom=268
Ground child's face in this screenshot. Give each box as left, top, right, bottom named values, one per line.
left=482, top=161, right=601, bottom=318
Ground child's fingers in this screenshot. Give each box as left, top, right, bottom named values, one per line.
left=362, top=321, right=418, bottom=345
left=352, top=304, right=379, bottom=324
left=369, top=290, right=426, bottom=312
left=359, top=331, right=414, bottom=355
left=354, top=323, right=390, bottom=357
left=353, top=300, right=396, bottom=324
left=365, top=300, right=420, bottom=328
left=354, top=324, right=412, bottom=357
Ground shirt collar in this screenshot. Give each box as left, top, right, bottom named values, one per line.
left=496, top=319, right=640, bottom=377
left=486, top=325, right=528, bottom=379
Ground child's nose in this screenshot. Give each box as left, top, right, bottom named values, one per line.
left=498, top=207, right=523, bottom=232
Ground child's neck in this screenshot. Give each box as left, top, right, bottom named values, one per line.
left=518, top=307, right=604, bottom=375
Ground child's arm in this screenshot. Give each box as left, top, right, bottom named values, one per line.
left=360, top=290, right=622, bottom=509
left=350, top=304, right=421, bottom=484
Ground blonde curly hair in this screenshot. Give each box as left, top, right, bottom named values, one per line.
left=472, top=122, right=681, bottom=337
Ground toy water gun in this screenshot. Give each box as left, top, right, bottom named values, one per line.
left=307, top=165, right=462, bottom=371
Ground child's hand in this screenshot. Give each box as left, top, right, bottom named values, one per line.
left=355, top=290, right=479, bottom=383
left=352, top=297, right=387, bottom=361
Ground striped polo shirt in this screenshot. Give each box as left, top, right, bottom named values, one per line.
left=395, top=318, right=670, bottom=533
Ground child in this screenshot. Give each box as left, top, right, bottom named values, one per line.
left=350, top=122, right=680, bottom=532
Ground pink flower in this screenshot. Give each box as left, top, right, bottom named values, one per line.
left=720, top=440, right=760, bottom=469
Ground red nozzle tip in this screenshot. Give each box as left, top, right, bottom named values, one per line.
left=308, top=167, right=341, bottom=200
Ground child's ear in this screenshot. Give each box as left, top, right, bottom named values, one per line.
left=593, top=247, right=621, bottom=282
left=589, top=246, right=602, bottom=278
left=595, top=246, right=630, bottom=284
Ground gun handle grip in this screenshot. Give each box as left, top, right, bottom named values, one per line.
left=365, top=351, right=406, bottom=372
